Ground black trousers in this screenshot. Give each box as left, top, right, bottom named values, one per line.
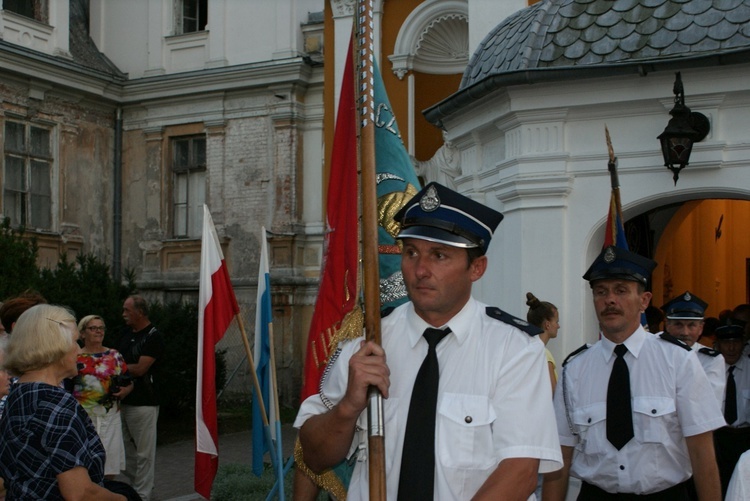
left=714, top=426, right=750, bottom=497
left=578, top=480, right=690, bottom=500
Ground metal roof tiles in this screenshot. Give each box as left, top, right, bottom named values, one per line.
left=461, top=0, right=750, bottom=89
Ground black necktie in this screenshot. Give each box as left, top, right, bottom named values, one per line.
left=725, top=366, right=738, bottom=426
left=607, top=344, right=634, bottom=450
left=397, top=327, right=451, bottom=501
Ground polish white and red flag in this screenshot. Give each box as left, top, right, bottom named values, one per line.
left=195, top=205, right=240, bottom=499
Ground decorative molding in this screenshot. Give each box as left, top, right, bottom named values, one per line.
left=505, top=123, right=564, bottom=158
left=143, top=126, right=164, bottom=141
left=390, top=0, right=469, bottom=78
left=204, top=119, right=227, bottom=135
left=330, top=0, right=355, bottom=17
left=413, top=14, right=468, bottom=73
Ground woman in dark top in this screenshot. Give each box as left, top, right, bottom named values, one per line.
left=0, top=304, right=125, bottom=500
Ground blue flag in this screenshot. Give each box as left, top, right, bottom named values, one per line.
left=373, top=59, right=421, bottom=310
left=252, top=228, right=274, bottom=477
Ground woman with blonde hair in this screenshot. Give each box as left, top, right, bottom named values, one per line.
left=525, top=292, right=560, bottom=392
left=74, top=315, right=132, bottom=479
left=0, top=304, right=126, bottom=500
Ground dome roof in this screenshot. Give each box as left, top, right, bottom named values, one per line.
left=461, top=0, right=750, bottom=89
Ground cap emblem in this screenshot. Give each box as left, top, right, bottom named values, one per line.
left=419, top=185, right=440, bottom=212
left=604, top=247, right=616, bottom=263
left=683, top=292, right=691, bottom=301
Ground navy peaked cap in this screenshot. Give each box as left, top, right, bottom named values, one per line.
left=394, top=182, right=504, bottom=254
left=716, top=318, right=746, bottom=340
left=583, top=246, right=657, bottom=285
left=661, top=291, right=708, bottom=319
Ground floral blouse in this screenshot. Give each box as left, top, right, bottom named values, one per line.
left=73, top=349, right=129, bottom=416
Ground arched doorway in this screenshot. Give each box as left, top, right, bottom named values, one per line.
left=651, top=199, right=750, bottom=316
left=626, top=199, right=750, bottom=318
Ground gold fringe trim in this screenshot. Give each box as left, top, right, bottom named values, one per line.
left=294, top=438, right=347, bottom=501
left=296, top=302, right=365, bottom=499
left=325, top=306, right=364, bottom=366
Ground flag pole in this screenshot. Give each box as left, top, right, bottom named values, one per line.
left=267, top=321, right=286, bottom=501
left=605, top=125, right=623, bottom=221
left=356, top=1, right=387, bottom=499
left=236, top=314, right=279, bottom=471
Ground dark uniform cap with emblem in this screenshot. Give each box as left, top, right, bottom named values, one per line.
left=661, top=291, right=708, bottom=320
left=716, top=318, right=747, bottom=340
left=582, top=246, right=657, bottom=286
left=394, top=182, right=504, bottom=255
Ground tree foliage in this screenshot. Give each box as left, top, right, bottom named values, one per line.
left=0, top=225, right=226, bottom=418
left=0, top=218, right=40, bottom=299
left=38, top=253, right=136, bottom=334
left=110, top=299, right=228, bottom=418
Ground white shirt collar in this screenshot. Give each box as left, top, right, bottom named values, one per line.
left=405, top=297, right=478, bottom=348
left=600, top=324, right=648, bottom=361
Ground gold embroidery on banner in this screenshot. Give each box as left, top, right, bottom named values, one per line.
left=310, top=308, right=364, bottom=370
left=325, top=306, right=364, bottom=367
left=295, top=438, right=348, bottom=501
left=378, top=244, right=401, bottom=255
left=311, top=340, right=319, bottom=368
left=378, top=183, right=419, bottom=238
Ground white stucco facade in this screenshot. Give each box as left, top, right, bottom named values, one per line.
left=436, top=63, right=750, bottom=360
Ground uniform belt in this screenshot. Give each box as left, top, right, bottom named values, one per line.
left=578, top=480, right=689, bottom=500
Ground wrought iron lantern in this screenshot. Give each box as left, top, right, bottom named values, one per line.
left=657, top=72, right=710, bottom=184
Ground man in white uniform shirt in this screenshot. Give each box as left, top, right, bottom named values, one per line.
left=661, top=291, right=725, bottom=409
left=295, top=182, right=563, bottom=500
left=543, top=246, right=724, bottom=500
left=714, top=320, right=750, bottom=496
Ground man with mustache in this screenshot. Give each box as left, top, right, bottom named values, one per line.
left=661, top=291, right=725, bottom=409
left=544, top=246, right=724, bottom=500
left=295, top=182, right=563, bottom=500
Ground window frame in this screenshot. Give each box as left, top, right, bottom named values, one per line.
left=170, top=134, right=207, bottom=239
left=3, top=0, right=49, bottom=24
left=175, top=0, right=208, bottom=35
left=2, top=118, right=54, bottom=231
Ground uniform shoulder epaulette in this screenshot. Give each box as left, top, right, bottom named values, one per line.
left=380, top=306, right=395, bottom=318
left=659, top=332, right=691, bottom=351
left=563, top=344, right=590, bottom=366
left=698, top=346, right=721, bottom=357
left=485, top=306, right=542, bottom=337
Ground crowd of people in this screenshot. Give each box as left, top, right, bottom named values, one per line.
left=0, top=293, right=163, bottom=501
left=1, top=180, right=748, bottom=500
left=295, top=181, right=750, bottom=500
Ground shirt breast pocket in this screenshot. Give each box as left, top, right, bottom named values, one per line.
left=633, top=396, right=675, bottom=443
left=436, top=393, right=497, bottom=469
left=571, top=403, right=607, bottom=454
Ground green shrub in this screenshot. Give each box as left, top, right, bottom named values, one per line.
left=37, top=253, right=136, bottom=334
left=0, top=223, right=228, bottom=433
left=136, top=299, right=227, bottom=419
left=0, top=218, right=40, bottom=300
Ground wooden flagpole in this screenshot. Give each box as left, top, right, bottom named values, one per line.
left=267, top=320, right=287, bottom=501
left=235, top=314, right=279, bottom=472
left=605, top=125, right=623, bottom=220
left=356, top=1, right=387, bottom=499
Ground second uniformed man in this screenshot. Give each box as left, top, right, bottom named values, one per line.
left=661, top=291, right=725, bottom=409
left=544, top=246, right=724, bottom=500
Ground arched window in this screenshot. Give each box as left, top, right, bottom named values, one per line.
left=388, top=0, right=468, bottom=156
